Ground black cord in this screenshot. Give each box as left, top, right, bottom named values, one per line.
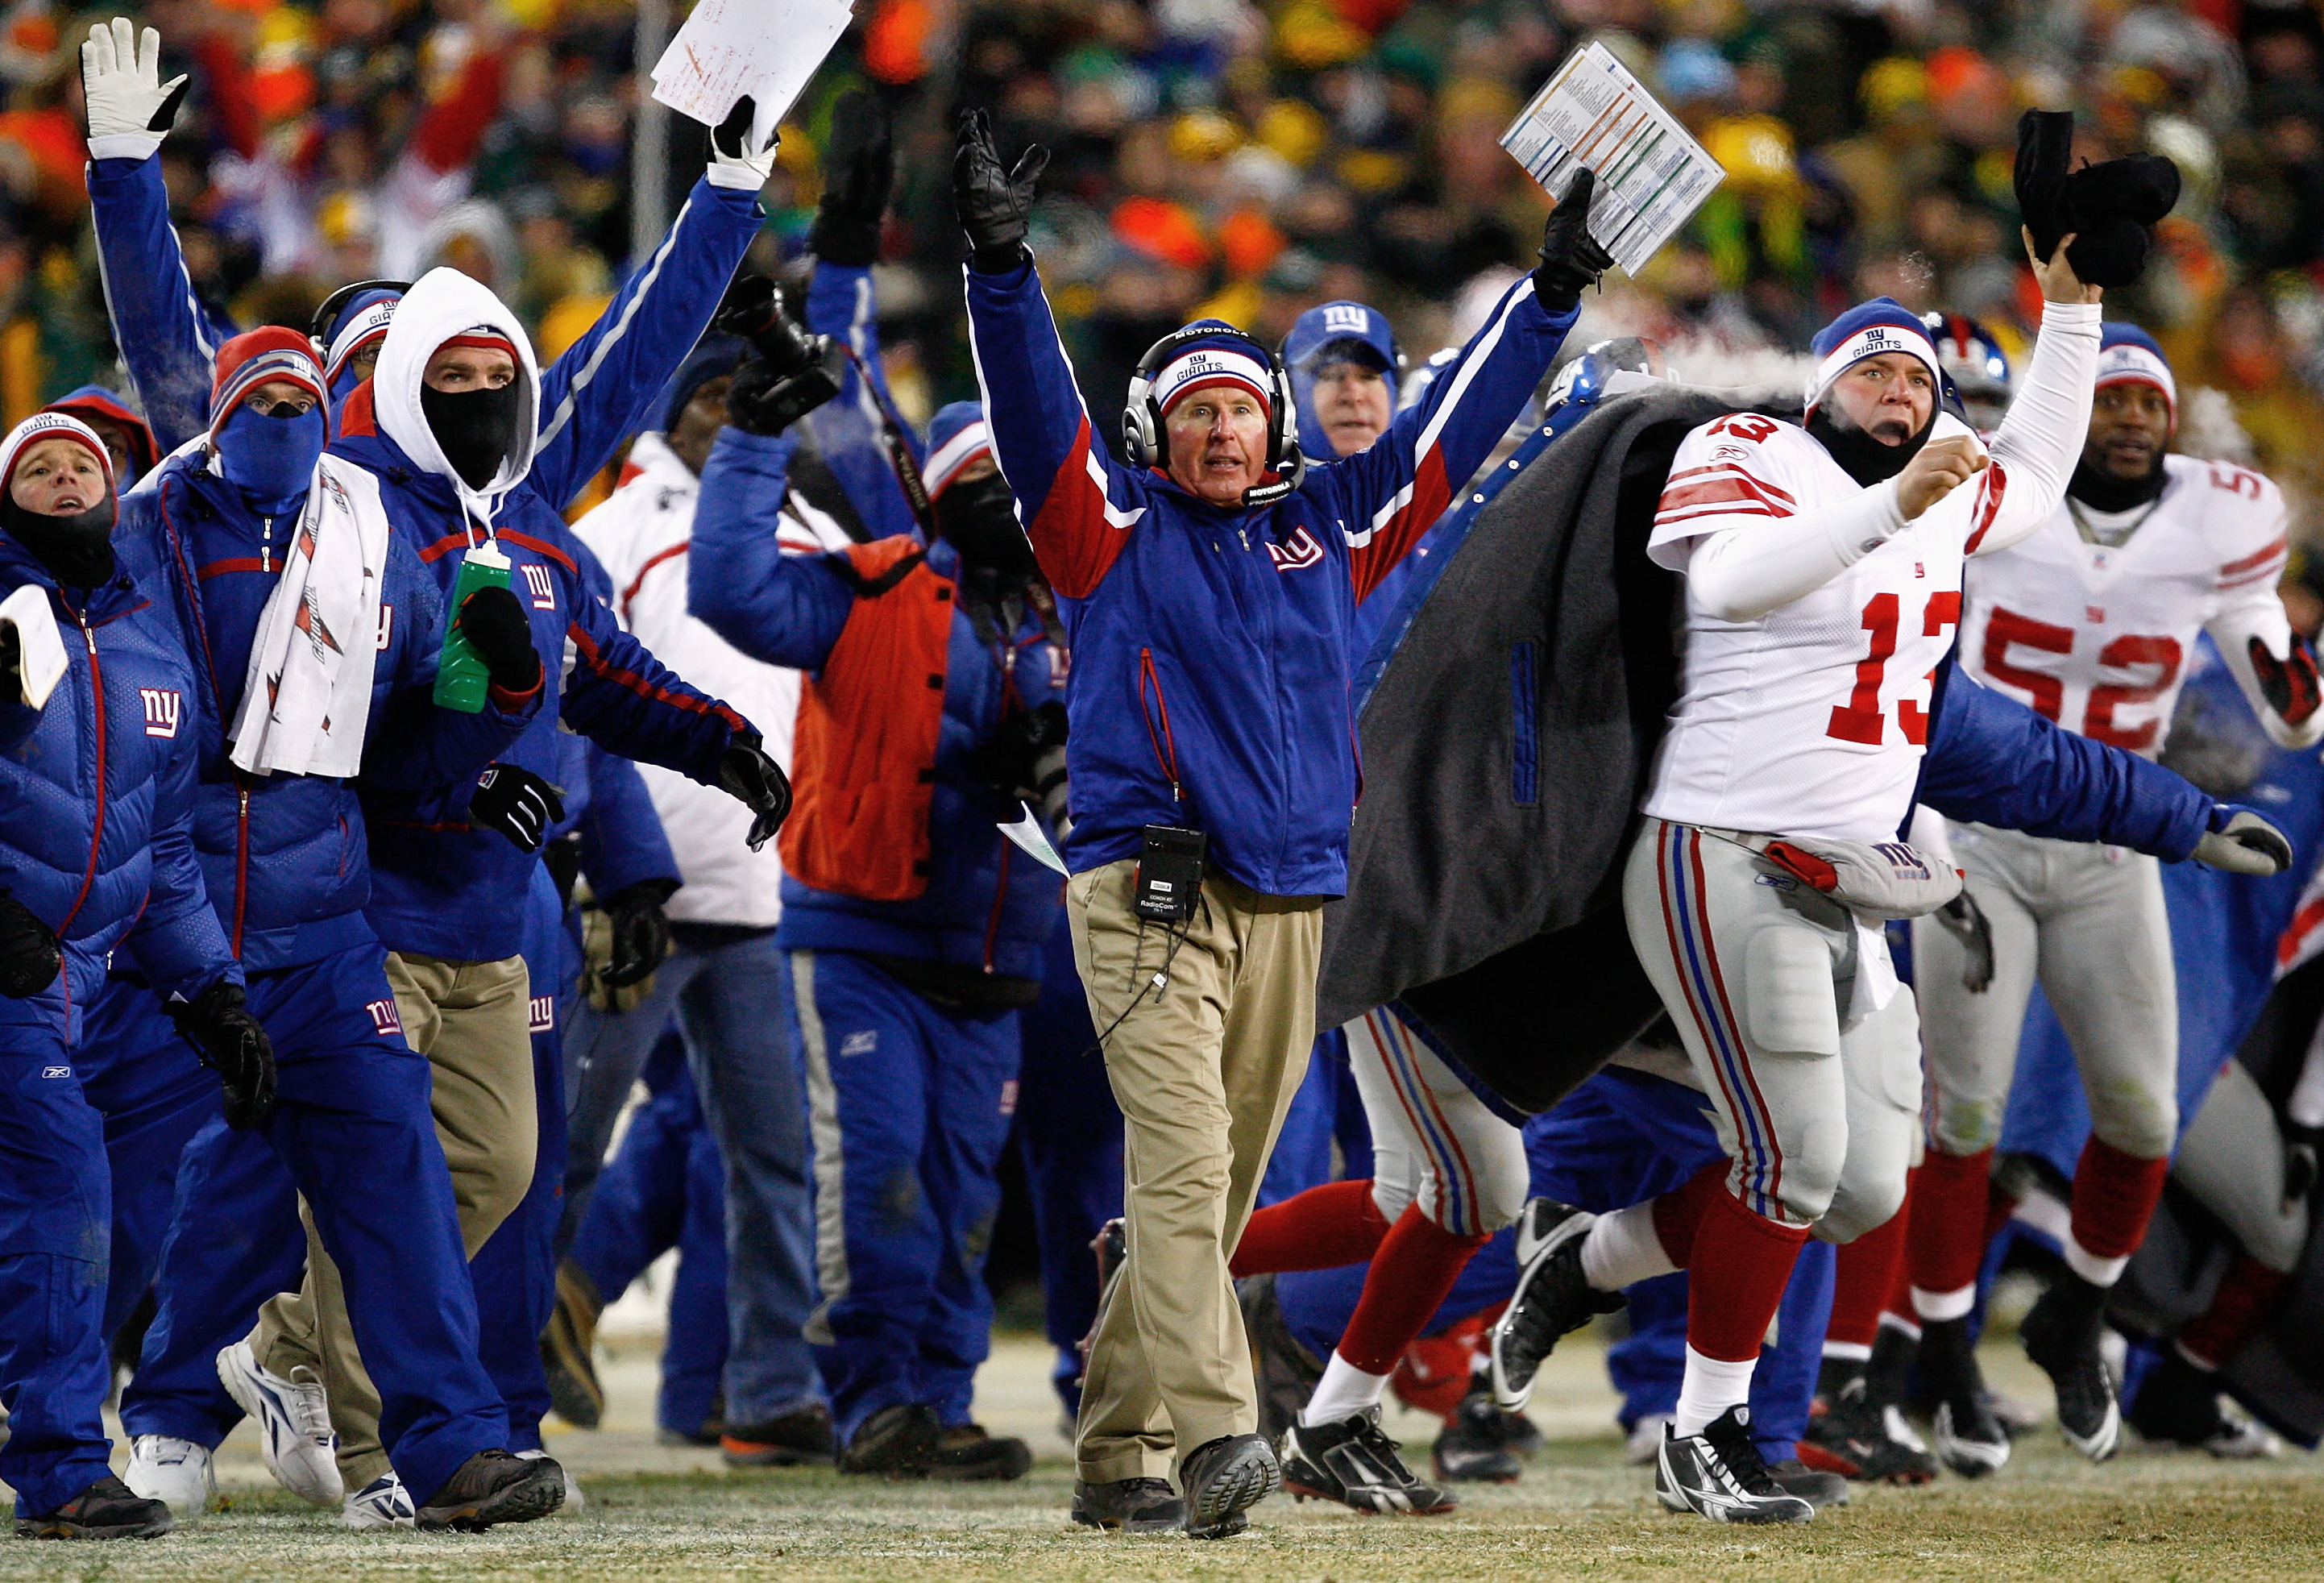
left=1078, top=904, right=1199, bottom=1060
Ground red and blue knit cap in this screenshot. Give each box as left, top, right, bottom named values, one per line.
left=0, top=410, right=114, bottom=497
left=322, top=287, right=403, bottom=392
left=1149, top=322, right=1275, bottom=421
left=2094, top=322, right=2175, bottom=423
left=1806, top=297, right=1943, bottom=415
left=210, top=326, right=328, bottom=437
left=924, top=401, right=993, bottom=501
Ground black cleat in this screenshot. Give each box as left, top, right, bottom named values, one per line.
left=15, top=1475, right=172, bottom=1539
left=721, top=1404, right=837, bottom=1467
left=1800, top=1358, right=1937, bottom=1484
left=2130, top=1352, right=2280, bottom=1457
left=1071, top=1477, right=1185, bottom=1532
left=540, top=1259, right=604, bottom=1430
left=1764, top=1457, right=1850, bottom=1509
left=1488, top=1199, right=1625, bottom=1412
left=413, top=1449, right=566, bottom=1532
left=928, top=1423, right=1033, bottom=1481
left=1432, top=1384, right=1528, bottom=1483
left=1180, top=1431, right=1279, bottom=1539
left=1654, top=1407, right=1814, bottom=1524
left=2019, top=1273, right=2121, bottom=1462
left=1280, top=1407, right=1457, bottom=1514
left=838, top=1403, right=942, bottom=1477
left=1238, top=1273, right=1326, bottom=1445
left=1919, top=1317, right=2010, bottom=1477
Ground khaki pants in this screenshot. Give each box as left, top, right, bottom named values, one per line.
left=251, top=951, right=536, bottom=1486
left=1069, top=858, right=1321, bottom=1483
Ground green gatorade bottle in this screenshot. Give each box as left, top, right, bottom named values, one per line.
left=434, top=541, right=513, bottom=713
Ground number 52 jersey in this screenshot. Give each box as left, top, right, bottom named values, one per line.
left=1958, top=455, right=2302, bottom=758
left=1641, top=401, right=2081, bottom=844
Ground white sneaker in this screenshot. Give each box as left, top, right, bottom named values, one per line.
left=517, top=1448, right=583, bottom=1515
left=126, top=1434, right=215, bottom=1515
left=216, top=1340, right=344, bottom=1505
left=342, top=1473, right=416, bottom=1529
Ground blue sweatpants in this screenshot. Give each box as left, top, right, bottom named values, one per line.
left=110, top=944, right=504, bottom=1501
left=73, top=979, right=222, bottom=1340
left=571, top=1032, right=730, bottom=1438
left=1013, top=915, right=1121, bottom=1418
left=117, top=1118, right=302, bottom=1449
left=1277, top=1068, right=1832, bottom=1461
left=467, top=865, right=571, bottom=1449
left=791, top=949, right=1021, bottom=1443
left=0, top=1002, right=117, bottom=1516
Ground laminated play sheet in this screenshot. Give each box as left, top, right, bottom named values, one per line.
left=1501, top=42, right=1726, bottom=276
left=650, top=0, right=854, bottom=138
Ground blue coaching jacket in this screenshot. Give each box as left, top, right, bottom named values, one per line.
left=0, top=538, right=239, bottom=1034
left=336, top=256, right=759, bottom=966
left=114, top=455, right=536, bottom=970
left=691, top=430, right=1066, bottom=982
left=965, top=260, right=1578, bottom=898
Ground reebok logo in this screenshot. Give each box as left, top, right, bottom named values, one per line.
left=840, top=1030, right=878, bottom=1057
left=522, top=563, right=557, bottom=610
left=139, top=688, right=181, bottom=738
left=41, top=1065, right=68, bottom=1078
left=529, top=995, right=555, bottom=1032
left=365, top=998, right=402, bottom=1037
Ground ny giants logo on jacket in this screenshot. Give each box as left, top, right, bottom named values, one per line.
left=522, top=563, right=558, bottom=610
left=139, top=687, right=182, bottom=738
left=1267, top=526, right=1325, bottom=573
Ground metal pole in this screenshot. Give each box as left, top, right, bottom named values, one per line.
left=631, top=0, right=673, bottom=268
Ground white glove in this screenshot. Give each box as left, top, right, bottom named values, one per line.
left=81, top=19, right=189, bottom=163
left=2193, top=809, right=2293, bottom=877
left=705, top=93, right=778, bottom=192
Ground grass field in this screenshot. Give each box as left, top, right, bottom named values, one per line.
left=10, top=1317, right=2324, bottom=1582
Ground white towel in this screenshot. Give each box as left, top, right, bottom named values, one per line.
left=228, top=455, right=392, bottom=778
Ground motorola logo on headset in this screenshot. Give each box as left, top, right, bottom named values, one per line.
left=1123, top=323, right=1306, bottom=508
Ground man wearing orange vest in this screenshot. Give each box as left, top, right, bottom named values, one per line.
left=691, top=397, right=1067, bottom=1481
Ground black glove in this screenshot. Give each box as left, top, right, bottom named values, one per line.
left=811, top=89, right=894, bottom=268
left=2285, top=1122, right=2322, bottom=1210
left=726, top=349, right=845, bottom=436
left=0, top=623, right=20, bottom=708
left=1932, top=891, right=1994, bottom=994
left=1533, top=167, right=1616, bottom=314
left=973, top=700, right=1066, bottom=797
left=597, top=879, right=677, bottom=991
left=2250, top=634, right=2322, bottom=728
left=2015, top=108, right=2180, bottom=288
left=458, top=584, right=542, bottom=694
left=953, top=108, right=1048, bottom=273
left=471, top=762, right=565, bottom=852
left=0, top=894, right=60, bottom=998
left=717, top=733, right=791, bottom=851
left=168, top=979, right=276, bottom=1131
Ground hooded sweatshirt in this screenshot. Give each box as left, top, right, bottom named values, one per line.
left=335, top=268, right=753, bottom=963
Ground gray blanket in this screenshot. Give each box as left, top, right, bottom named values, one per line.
left=1318, top=381, right=1796, bottom=1112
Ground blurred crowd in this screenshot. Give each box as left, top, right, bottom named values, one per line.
left=4, top=0, right=2324, bottom=520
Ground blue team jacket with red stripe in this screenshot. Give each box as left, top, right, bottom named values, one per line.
left=965, top=260, right=1576, bottom=897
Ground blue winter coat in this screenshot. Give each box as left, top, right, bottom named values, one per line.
left=965, top=259, right=1577, bottom=897
left=113, top=455, right=537, bottom=969
left=691, top=428, right=1066, bottom=979
left=0, top=537, right=238, bottom=1036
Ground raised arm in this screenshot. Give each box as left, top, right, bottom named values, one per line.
left=1325, top=274, right=1577, bottom=602
left=688, top=427, right=853, bottom=670
left=86, top=153, right=235, bottom=455
left=800, top=260, right=920, bottom=541
left=1961, top=297, right=2103, bottom=557
left=529, top=174, right=766, bottom=511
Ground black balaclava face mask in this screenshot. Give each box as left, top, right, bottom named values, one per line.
left=936, top=474, right=1038, bottom=583
left=3, top=492, right=116, bottom=589
left=421, top=381, right=521, bottom=490
left=1807, top=401, right=1936, bottom=488
left=2068, top=452, right=2169, bottom=513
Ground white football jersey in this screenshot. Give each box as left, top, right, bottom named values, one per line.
left=1643, top=413, right=2007, bottom=841
left=1959, top=455, right=2288, bottom=758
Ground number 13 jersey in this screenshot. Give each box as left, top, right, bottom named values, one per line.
left=1643, top=411, right=2030, bottom=843
left=1957, top=455, right=2291, bottom=758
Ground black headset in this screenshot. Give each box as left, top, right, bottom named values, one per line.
left=309, top=278, right=413, bottom=347
left=1123, top=323, right=1305, bottom=506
